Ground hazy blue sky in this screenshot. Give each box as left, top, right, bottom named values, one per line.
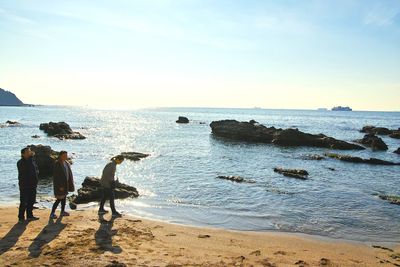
left=0, top=0, right=399, bottom=110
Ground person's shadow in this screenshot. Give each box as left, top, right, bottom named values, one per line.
left=28, top=217, right=66, bottom=258
left=95, top=214, right=122, bottom=254
left=0, top=221, right=29, bottom=255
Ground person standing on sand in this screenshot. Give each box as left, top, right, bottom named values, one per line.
left=50, top=151, right=75, bottom=219
left=98, top=155, right=124, bottom=217
left=17, top=147, right=39, bottom=222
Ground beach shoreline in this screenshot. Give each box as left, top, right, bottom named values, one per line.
left=0, top=206, right=399, bottom=266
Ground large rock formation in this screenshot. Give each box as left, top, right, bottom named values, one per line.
left=210, top=120, right=364, bottom=150
left=69, top=177, right=139, bottom=206
left=356, top=134, right=388, bottom=151
left=0, top=88, right=24, bottom=106
left=325, top=153, right=400, bottom=166
left=39, top=122, right=86, bottom=140
left=360, top=126, right=400, bottom=139
left=176, top=116, right=189, bottom=124
left=273, top=168, right=309, bottom=180
left=394, top=148, right=400, bottom=155
left=28, top=144, right=71, bottom=178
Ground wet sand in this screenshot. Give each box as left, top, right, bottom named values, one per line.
left=0, top=206, right=399, bottom=266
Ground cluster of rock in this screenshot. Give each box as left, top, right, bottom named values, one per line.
left=69, top=177, right=139, bottom=207
left=28, top=144, right=72, bottom=178
left=274, top=168, right=309, bottom=180
left=210, top=120, right=364, bottom=150
left=216, top=175, right=256, bottom=184
left=361, top=126, right=400, bottom=139
left=39, top=121, right=86, bottom=140
left=355, top=134, right=388, bottom=151
left=394, top=148, right=400, bottom=155
left=325, top=153, right=400, bottom=166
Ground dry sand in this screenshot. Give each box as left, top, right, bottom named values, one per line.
left=0, top=206, right=399, bottom=266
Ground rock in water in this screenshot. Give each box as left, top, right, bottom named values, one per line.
left=360, top=125, right=400, bottom=139
left=300, top=154, right=325, bottom=160
left=325, top=153, right=400, bottom=165
left=118, top=152, right=150, bottom=161
left=210, top=120, right=364, bottom=150
left=69, top=177, right=139, bottom=205
left=176, top=116, right=189, bottom=123
left=390, top=130, right=400, bottom=139
left=6, top=120, right=19, bottom=125
left=273, top=168, right=309, bottom=179
left=28, top=144, right=71, bottom=178
left=378, top=195, right=400, bottom=205
left=39, top=121, right=86, bottom=140
left=356, top=134, right=388, bottom=151
left=216, top=175, right=256, bottom=183
left=394, top=148, right=400, bottom=155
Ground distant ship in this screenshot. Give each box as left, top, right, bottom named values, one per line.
left=332, top=106, right=352, bottom=111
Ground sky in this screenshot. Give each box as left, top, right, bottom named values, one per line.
left=0, top=0, right=399, bottom=111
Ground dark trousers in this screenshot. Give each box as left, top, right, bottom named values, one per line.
left=51, top=197, right=66, bottom=214
left=99, top=188, right=117, bottom=213
left=18, top=188, right=36, bottom=219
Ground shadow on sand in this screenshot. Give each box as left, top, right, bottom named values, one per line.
left=95, top=214, right=122, bottom=254
left=0, top=221, right=29, bottom=255
left=28, top=217, right=66, bottom=258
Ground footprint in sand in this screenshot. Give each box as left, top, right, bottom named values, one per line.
left=198, top=234, right=211, bottom=239
left=320, top=258, right=331, bottom=266
left=259, top=258, right=276, bottom=267
left=295, top=260, right=309, bottom=267
left=166, top=233, right=177, bottom=237
left=250, top=250, right=261, bottom=256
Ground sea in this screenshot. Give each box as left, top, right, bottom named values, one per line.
left=0, top=106, right=399, bottom=242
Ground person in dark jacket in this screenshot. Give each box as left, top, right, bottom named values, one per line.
left=17, top=147, right=39, bottom=222
left=50, top=151, right=75, bottom=219
left=98, top=155, right=124, bottom=217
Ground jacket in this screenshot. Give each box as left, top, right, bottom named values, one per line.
left=17, top=157, right=39, bottom=189
left=53, top=160, right=75, bottom=196
left=100, top=161, right=116, bottom=188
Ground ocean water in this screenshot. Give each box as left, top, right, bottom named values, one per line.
left=0, top=106, right=399, bottom=242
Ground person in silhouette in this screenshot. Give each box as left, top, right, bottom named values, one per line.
left=98, top=155, right=124, bottom=217
left=17, top=147, right=39, bottom=222
left=50, top=151, right=75, bottom=219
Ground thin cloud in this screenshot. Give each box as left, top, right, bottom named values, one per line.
left=364, top=2, right=400, bottom=26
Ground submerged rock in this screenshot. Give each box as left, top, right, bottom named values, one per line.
left=300, top=154, right=325, bottom=160
left=28, top=144, right=72, bottom=178
left=394, top=148, right=400, bottom=155
left=118, top=152, right=150, bottom=161
left=378, top=195, right=400, bottom=205
left=356, top=134, right=388, bottom=151
left=273, top=168, right=309, bottom=179
left=69, top=177, right=139, bottom=206
left=325, top=153, right=400, bottom=166
left=216, top=175, right=256, bottom=184
left=31, top=135, right=40, bottom=139
left=176, top=116, right=189, bottom=124
left=39, top=121, right=86, bottom=140
left=6, top=120, right=19, bottom=125
left=210, top=120, right=364, bottom=150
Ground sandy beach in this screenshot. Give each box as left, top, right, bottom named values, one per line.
left=0, top=206, right=398, bottom=266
